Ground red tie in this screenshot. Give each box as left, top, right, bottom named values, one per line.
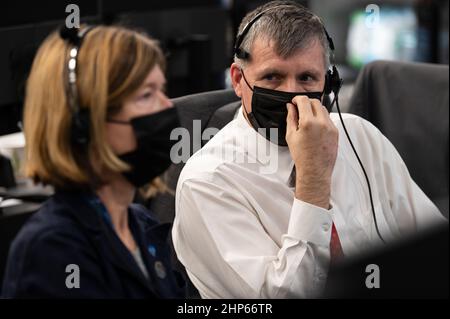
left=330, top=223, right=344, bottom=264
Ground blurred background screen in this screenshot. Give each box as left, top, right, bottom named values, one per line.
left=347, top=6, right=420, bottom=68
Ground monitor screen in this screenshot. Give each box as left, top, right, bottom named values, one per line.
left=347, top=6, right=421, bottom=68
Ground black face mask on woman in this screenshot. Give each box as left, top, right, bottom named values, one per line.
left=107, top=107, right=180, bottom=187
left=241, top=71, right=324, bottom=146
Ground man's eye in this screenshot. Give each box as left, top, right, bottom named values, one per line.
left=263, top=74, right=280, bottom=81
left=299, top=74, right=315, bottom=82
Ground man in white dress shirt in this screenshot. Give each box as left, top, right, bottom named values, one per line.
left=172, top=1, right=446, bottom=298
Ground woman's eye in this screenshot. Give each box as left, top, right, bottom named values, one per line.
left=139, top=92, right=153, bottom=100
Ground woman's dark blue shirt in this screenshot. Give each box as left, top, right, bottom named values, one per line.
left=1, top=190, right=185, bottom=298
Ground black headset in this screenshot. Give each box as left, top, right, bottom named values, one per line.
left=60, top=25, right=95, bottom=146
left=233, top=9, right=343, bottom=97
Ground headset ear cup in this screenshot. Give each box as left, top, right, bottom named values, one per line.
left=330, top=65, right=342, bottom=95
left=324, top=66, right=343, bottom=96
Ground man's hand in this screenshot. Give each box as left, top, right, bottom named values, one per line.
left=286, top=96, right=338, bottom=209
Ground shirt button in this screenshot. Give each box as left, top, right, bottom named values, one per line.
left=154, top=261, right=167, bottom=279
left=322, top=223, right=330, bottom=232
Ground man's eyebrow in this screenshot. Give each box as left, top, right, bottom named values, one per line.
left=257, top=68, right=286, bottom=75
left=254, top=68, right=288, bottom=79
left=297, top=68, right=322, bottom=76
left=256, top=67, right=323, bottom=77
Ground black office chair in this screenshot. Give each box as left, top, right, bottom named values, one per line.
left=348, top=60, right=449, bottom=218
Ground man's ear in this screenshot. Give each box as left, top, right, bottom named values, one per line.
left=230, top=63, right=243, bottom=98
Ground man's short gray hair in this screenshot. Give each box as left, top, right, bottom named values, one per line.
left=234, top=0, right=331, bottom=69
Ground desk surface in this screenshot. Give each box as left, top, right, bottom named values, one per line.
left=0, top=184, right=53, bottom=214
left=0, top=201, right=42, bottom=218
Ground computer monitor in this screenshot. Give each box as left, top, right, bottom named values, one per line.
left=347, top=5, right=432, bottom=68
left=311, top=0, right=445, bottom=74
left=346, top=6, right=421, bottom=68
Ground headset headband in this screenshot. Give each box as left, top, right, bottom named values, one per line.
left=234, top=8, right=335, bottom=60
left=60, top=25, right=95, bottom=113
left=59, top=25, right=96, bottom=145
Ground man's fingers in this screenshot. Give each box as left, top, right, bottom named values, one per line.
left=310, top=99, right=339, bottom=138
left=310, top=99, right=329, bottom=121
left=286, top=103, right=298, bottom=135
left=292, top=96, right=314, bottom=127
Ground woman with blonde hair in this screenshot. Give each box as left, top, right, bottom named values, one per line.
left=2, top=25, right=184, bottom=298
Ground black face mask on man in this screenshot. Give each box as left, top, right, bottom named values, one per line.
left=241, top=71, right=326, bottom=146
left=107, top=107, right=180, bottom=187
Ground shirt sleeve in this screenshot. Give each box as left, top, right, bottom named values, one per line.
left=172, top=174, right=333, bottom=298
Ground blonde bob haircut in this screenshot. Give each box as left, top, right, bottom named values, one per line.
left=24, top=25, right=166, bottom=190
